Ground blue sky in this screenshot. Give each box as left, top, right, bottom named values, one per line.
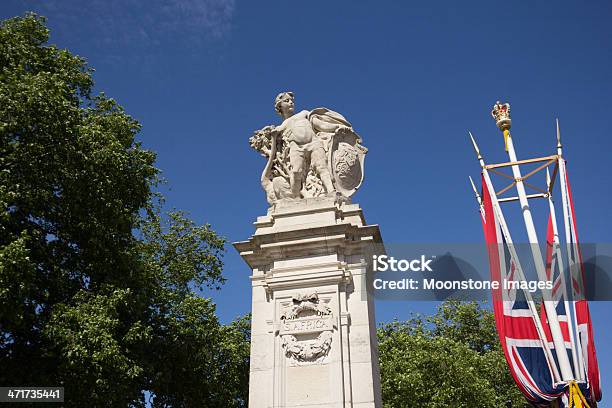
left=3, top=0, right=611, bottom=403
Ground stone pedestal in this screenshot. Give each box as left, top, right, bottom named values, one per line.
left=234, top=197, right=383, bottom=408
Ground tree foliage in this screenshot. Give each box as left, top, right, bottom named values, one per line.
left=378, top=301, right=530, bottom=408
left=0, top=13, right=249, bottom=407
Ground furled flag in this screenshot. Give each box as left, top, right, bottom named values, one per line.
left=562, top=165, right=602, bottom=403
left=480, top=175, right=566, bottom=405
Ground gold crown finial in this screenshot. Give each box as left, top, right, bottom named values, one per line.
left=491, top=101, right=511, bottom=131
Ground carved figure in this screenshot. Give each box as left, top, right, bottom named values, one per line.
left=280, top=292, right=332, bottom=321
left=249, top=92, right=367, bottom=205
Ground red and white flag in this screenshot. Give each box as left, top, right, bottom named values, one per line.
left=562, top=164, right=602, bottom=403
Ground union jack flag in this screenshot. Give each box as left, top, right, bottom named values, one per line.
left=478, top=169, right=601, bottom=406
left=561, top=164, right=602, bottom=404
left=480, top=175, right=563, bottom=404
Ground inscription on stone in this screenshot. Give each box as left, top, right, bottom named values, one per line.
left=280, top=316, right=333, bottom=335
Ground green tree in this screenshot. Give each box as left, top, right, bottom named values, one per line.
left=378, top=301, right=529, bottom=408
left=0, top=13, right=249, bottom=407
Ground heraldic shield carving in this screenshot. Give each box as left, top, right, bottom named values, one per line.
left=329, top=127, right=367, bottom=198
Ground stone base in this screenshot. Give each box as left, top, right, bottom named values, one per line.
left=234, top=198, right=382, bottom=408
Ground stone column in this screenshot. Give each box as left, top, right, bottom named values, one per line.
left=234, top=197, right=383, bottom=408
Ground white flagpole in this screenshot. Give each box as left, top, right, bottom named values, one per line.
left=555, top=120, right=587, bottom=381
left=492, top=103, right=574, bottom=382
left=469, top=133, right=562, bottom=383
left=469, top=175, right=485, bottom=217
left=546, top=168, right=581, bottom=380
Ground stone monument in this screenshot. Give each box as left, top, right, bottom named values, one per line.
left=234, top=92, right=382, bottom=407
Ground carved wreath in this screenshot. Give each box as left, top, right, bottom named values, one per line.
left=281, top=331, right=333, bottom=363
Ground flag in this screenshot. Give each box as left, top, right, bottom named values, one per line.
left=538, top=212, right=581, bottom=401
left=480, top=175, right=565, bottom=405
left=539, top=212, right=574, bottom=375
left=563, top=165, right=602, bottom=403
